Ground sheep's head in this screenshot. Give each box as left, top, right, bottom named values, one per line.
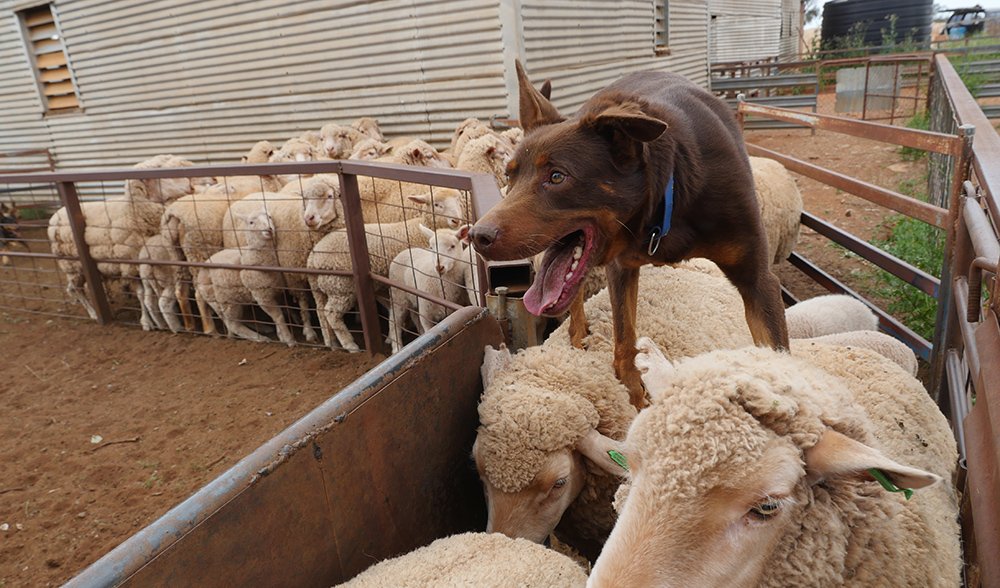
left=397, top=140, right=452, bottom=169
left=236, top=209, right=276, bottom=245
left=301, top=176, right=343, bottom=231
left=243, top=141, right=276, bottom=164
left=501, top=127, right=524, bottom=147
left=351, top=117, right=383, bottom=141
left=419, top=224, right=467, bottom=276
left=272, top=138, right=317, bottom=163
left=474, top=345, right=630, bottom=555
left=409, top=188, right=468, bottom=229
left=128, top=155, right=197, bottom=204
left=320, top=123, right=364, bottom=159
left=589, top=345, right=943, bottom=588
left=299, top=131, right=322, bottom=148
left=457, top=133, right=514, bottom=188
left=349, top=138, right=392, bottom=161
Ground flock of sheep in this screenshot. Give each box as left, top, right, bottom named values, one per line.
left=46, top=117, right=518, bottom=350
left=343, top=265, right=960, bottom=587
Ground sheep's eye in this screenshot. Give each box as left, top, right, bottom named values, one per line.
left=549, top=171, right=566, bottom=184
left=749, top=499, right=782, bottom=520
left=552, top=478, right=567, bottom=490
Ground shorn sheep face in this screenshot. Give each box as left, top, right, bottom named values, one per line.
left=407, top=189, right=466, bottom=229
left=301, top=178, right=343, bottom=230
left=588, top=339, right=950, bottom=588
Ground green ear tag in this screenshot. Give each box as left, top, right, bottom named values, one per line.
left=868, top=468, right=914, bottom=500
left=608, top=450, right=629, bottom=472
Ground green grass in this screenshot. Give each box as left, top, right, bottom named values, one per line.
left=898, top=112, right=930, bottom=161
left=871, top=176, right=944, bottom=341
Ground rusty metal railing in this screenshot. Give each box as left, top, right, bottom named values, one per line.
left=0, top=160, right=501, bottom=356
left=930, top=53, right=1000, bottom=588
left=738, top=100, right=972, bottom=360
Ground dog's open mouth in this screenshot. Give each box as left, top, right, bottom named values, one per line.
left=524, top=225, right=597, bottom=316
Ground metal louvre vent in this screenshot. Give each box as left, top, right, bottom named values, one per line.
left=654, top=1, right=669, bottom=49
left=18, top=3, right=80, bottom=113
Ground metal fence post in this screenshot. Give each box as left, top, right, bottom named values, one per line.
left=931, top=124, right=976, bottom=402
left=56, top=180, right=113, bottom=324
left=338, top=171, right=384, bottom=356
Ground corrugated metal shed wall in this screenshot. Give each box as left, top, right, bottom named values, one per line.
left=0, top=0, right=508, bottom=172
left=515, top=0, right=710, bottom=115
left=0, top=1, right=55, bottom=160
left=708, top=0, right=782, bottom=63
left=779, top=0, right=801, bottom=58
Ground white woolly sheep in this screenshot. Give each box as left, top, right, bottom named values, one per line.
left=589, top=340, right=960, bottom=588
left=386, top=225, right=469, bottom=353
left=475, top=263, right=766, bottom=560
left=500, top=127, right=524, bottom=147
left=750, top=156, right=804, bottom=265
left=452, top=121, right=493, bottom=162
left=240, top=140, right=276, bottom=164
left=797, top=329, right=919, bottom=376
left=352, top=140, right=454, bottom=224
left=217, top=176, right=344, bottom=343
left=307, top=203, right=462, bottom=351
left=320, top=123, right=366, bottom=159
left=348, top=137, right=393, bottom=161
left=456, top=133, right=514, bottom=189
left=195, top=210, right=277, bottom=343
left=351, top=117, right=383, bottom=142
left=137, top=233, right=184, bottom=333
left=48, top=154, right=196, bottom=319
left=450, top=117, right=488, bottom=154
left=786, top=293, right=879, bottom=339
left=337, top=532, right=587, bottom=588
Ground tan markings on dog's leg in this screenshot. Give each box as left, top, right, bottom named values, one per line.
left=568, top=290, right=589, bottom=349
left=747, top=270, right=789, bottom=350
left=608, top=263, right=646, bottom=408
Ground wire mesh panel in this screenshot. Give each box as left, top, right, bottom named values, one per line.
left=0, top=150, right=501, bottom=356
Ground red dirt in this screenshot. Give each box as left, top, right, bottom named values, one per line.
left=0, top=316, right=378, bottom=586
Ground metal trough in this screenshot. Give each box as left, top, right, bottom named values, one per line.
left=67, top=307, right=503, bottom=587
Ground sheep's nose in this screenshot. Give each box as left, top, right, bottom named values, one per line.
left=304, top=215, right=317, bottom=227
left=469, top=224, right=499, bottom=253
left=436, top=264, right=445, bottom=274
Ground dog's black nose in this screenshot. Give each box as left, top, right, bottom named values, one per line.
left=469, top=224, right=499, bottom=252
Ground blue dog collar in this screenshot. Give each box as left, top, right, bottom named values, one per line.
left=647, top=174, right=674, bottom=256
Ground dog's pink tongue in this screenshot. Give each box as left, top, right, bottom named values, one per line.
left=523, top=248, right=573, bottom=315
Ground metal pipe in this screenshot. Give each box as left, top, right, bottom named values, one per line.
left=945, top=349, right=970, bottom=462
left=57, top=181, right=112, bottom=324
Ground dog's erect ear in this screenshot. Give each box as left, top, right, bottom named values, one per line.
left=540, top=79, right=552, bottom=100
left=516, top=60, right=563, bottom=131
left=587, top=102, right=668, bottom=144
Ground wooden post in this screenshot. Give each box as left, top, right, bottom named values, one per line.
left=57, top=181, right=112, bottom=324
left=338, top=171, right=384, bottom=356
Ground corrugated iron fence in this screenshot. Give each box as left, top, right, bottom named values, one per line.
left=0, top=160, right=500, bottom=356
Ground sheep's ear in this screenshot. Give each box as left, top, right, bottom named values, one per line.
left=418, top=223, right=435, bottom=240
left=407, top=194, right=430, bottom=205
left=576, top=428, right=629, bottom=477
left=804, top=429, right=941, bottom=491
left=485, top=145, right=496, bottom=157
left=634, top=337, right=674, bottom=403
left=515, top=59, right=563, bottom=131
left=456, top=224, right=472, bottom=243
left=411, top=147, right=424, bottom=161
left=481, top=344, right=512, bottom=389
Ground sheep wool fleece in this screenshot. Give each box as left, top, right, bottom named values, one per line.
left=337, top=532, right=587, bottom=588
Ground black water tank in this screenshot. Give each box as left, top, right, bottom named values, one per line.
left=821, top=0, right=934, bottom=48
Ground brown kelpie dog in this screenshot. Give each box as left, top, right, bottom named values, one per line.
left=468, top=62, right=789, bottom=408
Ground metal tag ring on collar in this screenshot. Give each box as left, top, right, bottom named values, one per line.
left=648, top=228, right=662, bottom=256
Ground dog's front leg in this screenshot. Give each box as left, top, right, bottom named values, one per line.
left=568, top=290, right=588, bottom=349
left=607, top=262, right=646, bottom=408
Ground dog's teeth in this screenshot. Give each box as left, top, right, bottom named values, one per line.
left=573, top=246, right=583, bottom=260
left=571, top=260, right=579, bottom=271
left=565, top=271, right=574, bottom=281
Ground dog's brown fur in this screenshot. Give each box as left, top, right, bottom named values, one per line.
left=469, top=62, right=789, bottom=407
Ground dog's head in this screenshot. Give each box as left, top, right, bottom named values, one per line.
left=469, top=61, right=667, bottom=316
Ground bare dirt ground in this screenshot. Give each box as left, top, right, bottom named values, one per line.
left=0, top=315, right=378, bottom=586
left=0, top=97, right=934, bottom=586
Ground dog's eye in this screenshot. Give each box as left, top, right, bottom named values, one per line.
left=549, top=171, right=566, bottom=184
